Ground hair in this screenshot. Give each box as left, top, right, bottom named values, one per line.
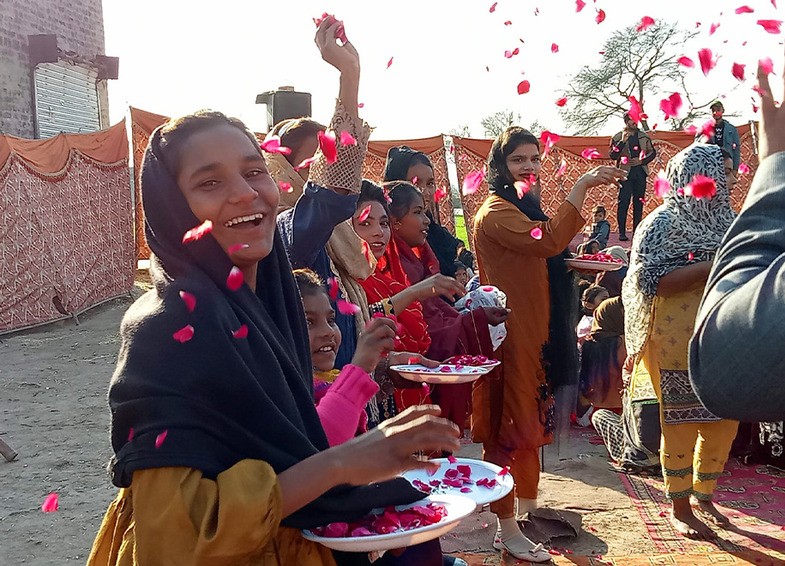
left=407, top=152, right=434, bottom=173
left=384, top=180, right=423, bottom=220
left=159, top=110, right=261, bottom=175
left=458, top=247, right=475, bottom=270
left=577, top=278, right=592, bottom=298
left=622, top=112, right=632, bottom=122
left=453, top=261, right=467, bottom=273
left=358, top=179, right=390, bottom=214
left=582, top=284, right=609, bottom=306
left=586, top=239, right=601, bottom=251
left=593, top=205, right=606, bottom=215
left=269, top=117, right=326, bottom=165
left=293, top=268, right=327, bottom=299
left=579, top=335, right=622, bottom=402
left=710, top=101, right=724, bottom=111
left=487, top=126, right=540, bottom=190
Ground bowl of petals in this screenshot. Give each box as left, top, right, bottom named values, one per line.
left=390, top=357, right=500, bottom=385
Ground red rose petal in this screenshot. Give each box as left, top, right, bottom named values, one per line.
left=41, top=493, right=59, bottom=513
left=227, top=243, right=250, bottom=255
left=462, top=169, right=486, bottom=195
left=260, top=135, right=292, bottom=155
left=293, top=156, right=318, bottom=171
left=179, top=290, right=196, bottom=313
left=654, top=170, right=671, bottom=198
left=337, top=299, right=361, bottom=315
left=278, top=181, right=293, bottom=193
left=517, top=80, right=531, bottom=94
left=698, top=48, right=716, bottom=76
left=339, top=131, right=357, bottom=146
left=386, top=56, right=394, bottom=69
left=173, top=324, right=195, bottom=343
left=555, top=96, right=568, bottom=107
left=757, top=19, right=783, bottom=34
left=155, top=430, right=168, bottom=449
left=358, top=204, right=372, bottom=222
left=735, top=5, right=754, bottom=13
left=551, top=43, right=559, bottom=53
left=685, top=174, right=717, bottom=199
left=636, top=16, right=655, bottom=32
left=499, top=465, right=510, bottom=476
left=595, top=9, right=606, bottom=24
left=460, top=487, right=472, bottom=493
left=182, top=219, right=213, bottom=244
left=434, top=187, right=448, bottom=203
left=327, top=277, right=340, bottom=301
left=317, top=130, right=338, bottom=164
left=226, top=266, right=244, bottom=291
left=628, top=96, right=643, bottom=123
left=447, top=455, right=457, bottom=464
left=232, top=324, right=248, bottom=339
left=678, top=56, right=695, bottom=68
left=687, top=251, right=695, bottom=261
left=581, top=147, right=601, bottom=160
left=732, top=62, right=746, bottom=81
left=530, top=227, right=543, bottom=240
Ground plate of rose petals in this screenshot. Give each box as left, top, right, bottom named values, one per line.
left=402, top=457, right=514, bottom=507
left=566, top=253, right=624, bottom=272
left=443, top=355, right=501, bottom=368
left=390, top=363, right=498, bottom=384
left=301, top=494, right=475, bottom=552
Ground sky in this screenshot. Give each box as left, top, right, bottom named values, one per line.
left=102, top=0, right=784, bottom=140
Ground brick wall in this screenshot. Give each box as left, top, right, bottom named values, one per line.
left=0, top=0, right=108, bottom=138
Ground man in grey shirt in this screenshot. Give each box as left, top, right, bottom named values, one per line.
left=689, top=62, right=785, bottom=423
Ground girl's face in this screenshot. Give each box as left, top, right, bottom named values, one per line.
left=505, top=143, right=542, bottom=197
left=175, top=124, right=279, bottom=268
left=352, top=200, right=391, bottom=260
left=302, top=291, right=342, bottom=372
left=406, top=162, right=436, bottom=209
left=393, top=194, right=430, bottom=248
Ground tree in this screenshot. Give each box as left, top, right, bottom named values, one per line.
left=449, top=124, right=472, bottom=137
left=560, top=20, right=720, bottom=135
left=481, top=109, right=521, bottom=138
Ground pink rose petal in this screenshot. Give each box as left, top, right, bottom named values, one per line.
left=386, top=56, right=394, bottom=69
left=698, top=48, right=716, bottom=76
left=654, top=170, right=671, bottom=198
left=226, top=266, right=244, bottom=291
left=710, top=22, right=721, bottom=35
left=278, top=181, right=293, bottom=193
left=514, top=180, right=530, bottom=199
left=462, top=169, right=486, bottom=195
left=628, top=96, right=643, bottom=123
left=760, top=57, right=774, bottom=75
left=173, top=325, right=194, bottom=343
left=732, top=62, right=746, bottom=81
left=581, top=147, right=601, bottom=160
left=317, top=130, right=338, bottom=164
left=337, top=299, right=360, bottom=315
left=155, top=430, right=168, bottom=449
left=556, top=159, right=567, bottom=177
left=179, top=290, right=196, bottom=313
left=738, top=163, right=751, bottom=174
left=517, top=80, right=531, bottom=94
left=687, top=251, right=695, bottom=261
left=434, top=187, right=448, bottom=203
left=232, top=324, right=248, bottom=339
left=504, top=20, right=512, bottom=26
left=530, top=227, right=543, bottom=240
left=555, top=96, right=568, bottom=107
left=636, top=16, right=655, bottom=32
left=259, top=135, right=292, bottom=155
left=41, top=493, right=59, bottom=513
left=659, top=92, right=683, bottom=120
left=551, top=43, right=559, bottom=53
left=182, top=220, right=213, bottom=244
left=447, top=455, right=457, bottom=464
left=358, top=204, right=372, bottom=222
left=735, top=5, right=754, bottom=13
left=327, top=277, right=340, bottom=301
left=685, top=174, right=717, bottom=199
left=293, top=156, right=318, bottom=171
left=678, top=56, right=695, bottom=68
left=227, top=243, right=250, bottom=255
left=339, top=131, right=357, bottom=146
left=460, top=487, right=472, bottom=493
left=489, top=1, right=497, bottom=13
left=575, top=0, right=586, bottom=12
left=595, top=9, right=606, bottom=24
left=757, top=19, right=783, bottom=34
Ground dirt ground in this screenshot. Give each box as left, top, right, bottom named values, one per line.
left=0, top=286, right=653, bottom=565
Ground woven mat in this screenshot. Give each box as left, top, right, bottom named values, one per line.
left=454, top=550, right=785, bottom=565
left=620, top=458, right=785, bottom=558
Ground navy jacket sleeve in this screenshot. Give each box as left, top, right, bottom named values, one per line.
left=689, top=151, right=785, bottom=422
left=276, top=183, right=358, bottom=269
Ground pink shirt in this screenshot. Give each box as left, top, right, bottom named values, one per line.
left=314, top=364, right=379, bottom=446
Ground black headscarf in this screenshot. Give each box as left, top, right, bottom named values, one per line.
left=108, top=123, right=421, bottom=530
left=488, top=159, right=580, bottom=393
left=383, top=146, right=460, bottom=276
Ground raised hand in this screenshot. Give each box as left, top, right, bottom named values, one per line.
left=756, top=54, right=785, bottom=161
left=352, top=318, right=397, bottom=373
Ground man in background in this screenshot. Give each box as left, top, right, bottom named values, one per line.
left=698, top=101, right=741, bottom=171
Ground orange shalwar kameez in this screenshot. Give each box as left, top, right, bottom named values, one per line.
left=472, top=196, right=584, bottom=516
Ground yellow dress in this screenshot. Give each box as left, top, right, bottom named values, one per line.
left=87, top=459, right=336, bottom=566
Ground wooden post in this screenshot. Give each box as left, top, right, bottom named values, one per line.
left=0, top=437, right=18, bottom=462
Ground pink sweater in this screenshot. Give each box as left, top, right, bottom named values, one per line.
left=314, top=364, right=379, bottom=446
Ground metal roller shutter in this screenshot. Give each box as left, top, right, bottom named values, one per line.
left=34, top=62, right=100, bottom=138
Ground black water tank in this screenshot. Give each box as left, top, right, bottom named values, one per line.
left=255, top=87, right=312, bottom=131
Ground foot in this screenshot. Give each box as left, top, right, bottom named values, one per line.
left=493, top=530, right=552, bottom=563
left=619, top=234, right=629, bottom=241
left=670, top=506, right=714, bottom=539
left=693, top=498, right=731, bottom=527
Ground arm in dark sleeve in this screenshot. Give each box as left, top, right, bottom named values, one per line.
left=729, top=125, right=741, bottom=170
left=689, top=151, right=785, bottom=422
left=597, top=221, right=611, bottom=247
left=608, top=134, right=622, bottom=160
left=276, top=183, right=358, bottom=269
left=641, top=136, right=657, bottom=167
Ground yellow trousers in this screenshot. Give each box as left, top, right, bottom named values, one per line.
left=483, top=442, right=540, bottom=517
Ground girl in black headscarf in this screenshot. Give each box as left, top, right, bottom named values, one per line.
left=86, top=111, right=460, bottom=566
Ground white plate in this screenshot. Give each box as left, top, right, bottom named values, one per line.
left=566, top=258, right=623, bottom=272
left=402, top=458, right=514, bottom=507
left=389, top=363, right=499, bottom=384
left=301, top=494, right=475, bottom=553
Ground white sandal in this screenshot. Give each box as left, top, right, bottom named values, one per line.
left=493, top=531, right=552, bottom=563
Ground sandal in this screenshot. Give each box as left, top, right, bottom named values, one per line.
left=493, top=531, right=552, bottom=563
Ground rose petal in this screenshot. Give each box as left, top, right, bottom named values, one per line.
left=317, top=130, right=338, bottom=164
left=710, top=22, right=721, bottom=35
left=738, top=162, right=751, bottom=174
left=659, top=92, right=683, bottom=120
left=358, top=204, right=372, bottom=222
left=555, top=96, right=568, bottom=107
left=460, top=487, right=473, bottom=493
left=155, top=430, right=168, bottom=449
left=504, top=20, right=512, bottom=25
left=260, top=135, right=292, bottom=155
left=760, top=57, right=774, bottom=75
left=551, top=43, right=559, bottom=53
left=685, top=174, right=717, bottom=199
left=337, top=299, right=361, bottom=315
left=678, top=56, right=695, bottom=68
left=530, top=227, right=543, bottom=240
left=735, top=5, right=754, bottom=13
left=698, top=48, right=716, bottom=76
left=514, top=181, right=530, bottom=199
left=757, top=19, right=783, bottom=34
left=498, top=465, right=510, bottom=476
left=462, top=169, right=486, bottom=195
left=179, top=290, right=196, bottom=313
left=732, top=62, right=746, bottom=81
left=173, top=325, right=195, bottom=343
left=628, top=96, right=643, bottom=123
left=232, top=324, right=248, bottom=339
left=447, top=455, right=457, bottom=464
left=595, top=9, right=606, bottom=24
left=278, top=181, right=293, bottom=193
left=41, top=493, right=59, bottom=513
left=581, top=147, right=601, bottom=160
left=636, top=16, right=655, bottom=32
left=327, top=277, right=340, bottom=301
left=339, top=131, right=357, bottom=146
left=226, top=266, right=244, bottom=291
left=293, top=156, right=318, bottom=171
left=386, top=56, right=394, bottom=69
left=489, top=1, right=497, bottom=12
left=226, top=243, right=250, bottom=257
left=687, top=251, right=695, bottom=261
left=127, top=427, right=134, bottom=442
left=434, top=187, right=448, bottom=203
left=182, top=219, right=213, bottom=244
left=575, top=0, right=586, bottom=12
left=556, top=159, right=567, bottom=177
left=654, top=170, right=671, bottom=198
left=517, top=80, right=531, bottom=95
left=540, top=131, right=560, bottom=156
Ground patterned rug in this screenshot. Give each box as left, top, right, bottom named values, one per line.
left=620, top=458, right=785, bottom=559
left=455, top=551, right=785, bottom=565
